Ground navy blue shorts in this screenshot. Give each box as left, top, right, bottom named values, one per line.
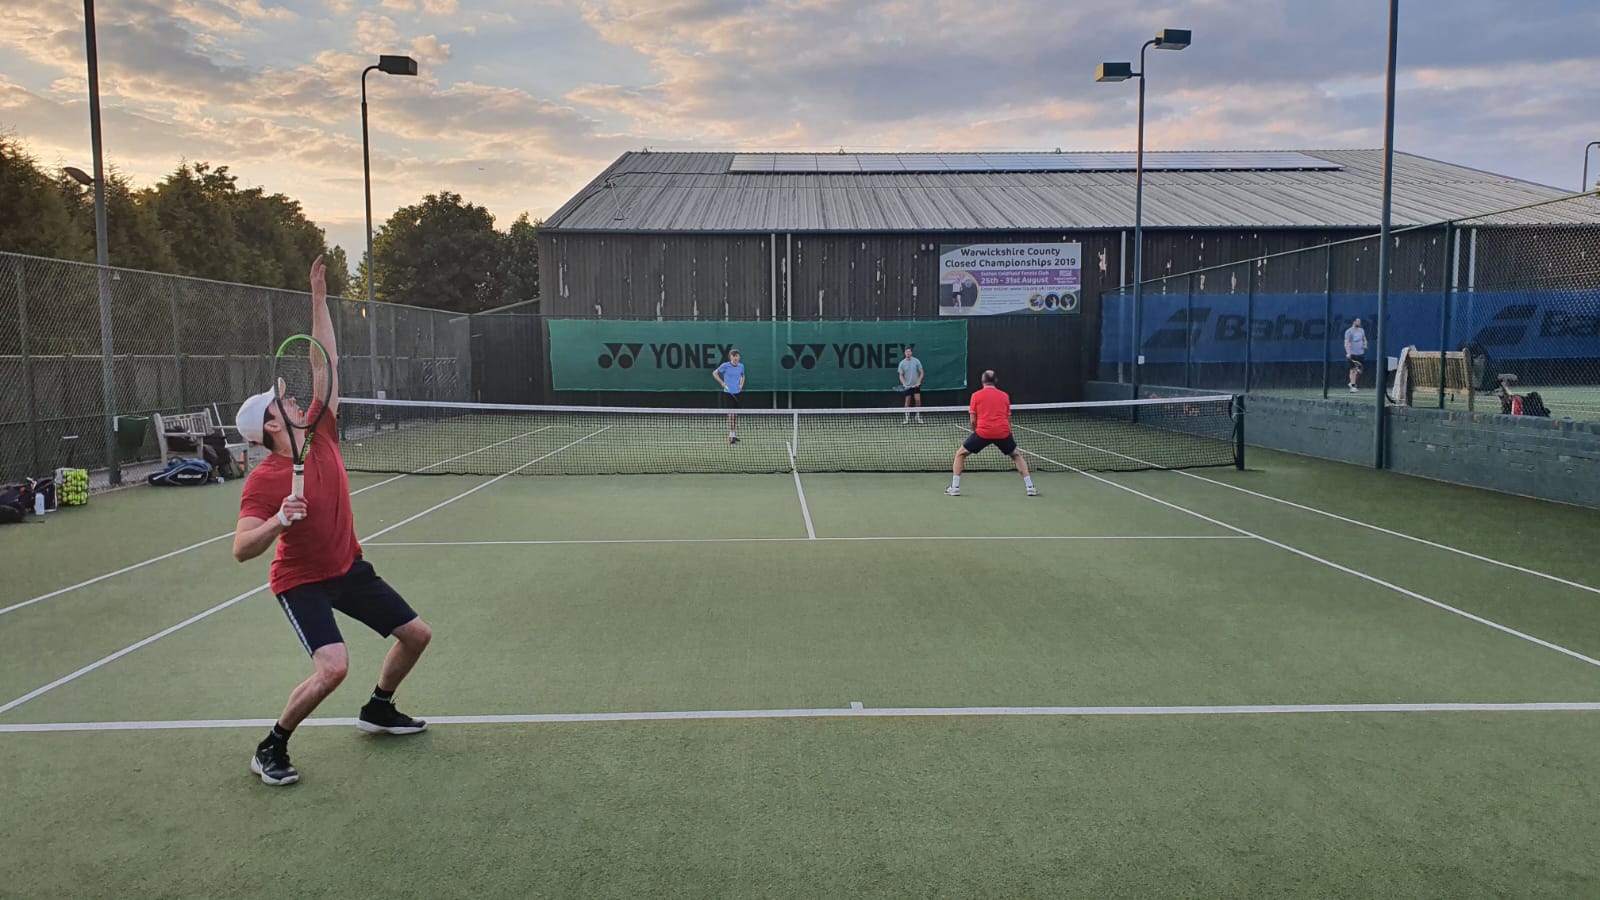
left=276, top=558, right=417, bottom=655
left=720, top=392, right=741, bottom=409
left=963, top=433, right=1018, bottom=456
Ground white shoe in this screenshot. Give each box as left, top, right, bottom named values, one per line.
left=915, top=415, right=924, bottom=423
left=944, top=486, right=960, bottom=496
left=1350, top=385, right=1359, bottom=393
left=1026, top=486, right=1038, bottom=496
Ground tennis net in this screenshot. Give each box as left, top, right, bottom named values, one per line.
left=333, top=395, right=1242, bottom=476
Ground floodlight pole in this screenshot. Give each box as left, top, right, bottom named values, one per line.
left=362, top=65, right=381, bottom=399
left=1373, top=0, right=1399, bottom=469
left=83, top=0, right=118, bottom=485
left=1130, top=38, right=1154, bottom=399
left=1098, top=31, right=1189, bottom=398
left=361, top=55, right=418, bottom=401
left=1584, top=141, right=1600, bottom=192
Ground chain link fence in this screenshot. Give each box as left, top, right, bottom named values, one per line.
left=1100, top=192, right=1600, bottom=422
left=0, top=252, right=472, bottom=486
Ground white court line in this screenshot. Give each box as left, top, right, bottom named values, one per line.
left=7, top=701, right=1600, bottom=733
left=1012, top=433, right=1600, bottom=670
left=366, top=535, right=1251, bottom=547
left=1177, top=470, right=1600, bottom=597
left=1018, top=423, right=1600, bottom=597
left=0, top=426, right=610, bottom=718
left=0, top=425, right=558, bottom=618
left=787, top=442, right=816, bottom=540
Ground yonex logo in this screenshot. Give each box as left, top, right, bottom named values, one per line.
left=596, top=343, right=644, bottom=369
left=1473, top=304, right=1536, bottom=346
left=781, top=343, right=826, bottom=370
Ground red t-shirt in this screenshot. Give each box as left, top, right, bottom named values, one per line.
left=970, top=385, right=1012, bottom=439
left=239, top=402, right=361, bottom=595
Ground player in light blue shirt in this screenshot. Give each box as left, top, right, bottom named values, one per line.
left=713, top=349, right=744, bottom=444
left=898, top=345, right=924, bottom=423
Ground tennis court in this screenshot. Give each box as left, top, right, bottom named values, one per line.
left=4, top=409, right=1600, bottom=897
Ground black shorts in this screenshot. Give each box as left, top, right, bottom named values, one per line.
left=720, top=392, right=741, bottom=409
left=1349, top=354, right=1366, bottom=369
left=962, top=433, right=1018, bottom=456
left=276, top=558, right=418, bottom=655
left=902, top=385, right=921, bottom=397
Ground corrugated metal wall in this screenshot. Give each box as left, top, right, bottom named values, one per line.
left=529, top=228, right=1418, bottom=405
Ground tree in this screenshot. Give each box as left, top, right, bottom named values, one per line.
left=0, top=134, right=84, bottom=259
left=324, top=245, right=351, bottom=298
left=493, top=213, right=540, bottom=309
left=368, top=191, right=502, bottom=312
left=57, top=166, right=176, bottom=273
left=146, top=162, right=246, bottom=282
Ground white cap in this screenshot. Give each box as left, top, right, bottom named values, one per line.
left=235, top=389, right=277, bottom=445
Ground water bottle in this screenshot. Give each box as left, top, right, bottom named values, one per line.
left=34, top=492, right=46, bottom=516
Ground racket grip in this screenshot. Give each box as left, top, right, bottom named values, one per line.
left=291, top=471, right=305, bottom=520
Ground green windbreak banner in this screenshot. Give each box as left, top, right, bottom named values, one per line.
left=549, top=320, right=968, bottom=392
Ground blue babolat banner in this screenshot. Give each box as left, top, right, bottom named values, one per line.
left=1100, top=290, right=1600, bottom=365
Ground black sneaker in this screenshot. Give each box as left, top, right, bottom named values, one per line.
left=357, top=700, right=427, bottom=735
left=729, top=435, right=741, bottom=444
left=250, top=742, right=299, bottom=786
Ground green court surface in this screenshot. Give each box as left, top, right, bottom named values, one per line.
left=4, top=450, right=1600, bottom=898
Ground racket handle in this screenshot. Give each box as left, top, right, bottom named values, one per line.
left=291, top=470, right=305, bottom=520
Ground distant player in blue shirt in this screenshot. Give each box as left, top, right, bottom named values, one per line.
left=713, top=348, right=744, bottom=444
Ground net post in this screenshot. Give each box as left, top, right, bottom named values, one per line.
left=791, top=409, right=799, bottom=457
left=1233, top=394, right=1246, bottom=470
left=1437, top=221, right=1452, bottom=409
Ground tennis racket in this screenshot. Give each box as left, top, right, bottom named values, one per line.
left=1349, top=356, right=1364, bottom=373
left=893, top=384, right=909, bottom=393
left=272, top=334, right=333, bottom=518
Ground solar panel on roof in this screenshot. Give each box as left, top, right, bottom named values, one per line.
left=727, top=151, right=1341, bottom=174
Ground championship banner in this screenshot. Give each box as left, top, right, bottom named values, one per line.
left=939, top=242, right=1082, bottom=316
left=549, top=320, right=968, bottom=392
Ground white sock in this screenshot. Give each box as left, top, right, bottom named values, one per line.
left=951, top=475, right=961, bottom=488
left=1023, top=476, right=1034, bottom=488
left=729, top=430, right=736, bottom=438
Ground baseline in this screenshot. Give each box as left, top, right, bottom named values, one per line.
left=8, top=701, right=1600, bottom=733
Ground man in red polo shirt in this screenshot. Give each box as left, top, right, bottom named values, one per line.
left=946, top=369, right=1037, bottom=497
left=232, top=255, right=433, bottom=787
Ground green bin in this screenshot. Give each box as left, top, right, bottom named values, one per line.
left=115, top=415, right=150, bottom=461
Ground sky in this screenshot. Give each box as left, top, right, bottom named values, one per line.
left=1, top=0, right=1597, bottom=262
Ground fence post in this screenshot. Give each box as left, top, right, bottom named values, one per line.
left=16, top=263, right=40, bottom=477
left=1322, top=244, right=1334, bottom=399
left=1437, top=222, right=1453, bottom=409
left=1244, top=263, right=1256, bottom=395
left=1185, top=274, right=1194, bottom=388
left=170, top=282, right=184, bottom=411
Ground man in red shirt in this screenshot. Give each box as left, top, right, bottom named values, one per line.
left=947, top=369, right=1037, bottom=497
left=233, top=255, right=433, bottom=787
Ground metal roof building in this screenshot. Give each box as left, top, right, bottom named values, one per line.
left=510, top=150, right=1588, bottom=406
left=544, top=149, right=1579, bottom=234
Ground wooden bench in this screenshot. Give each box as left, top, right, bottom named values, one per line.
left=153, top=409, right=251, bottom=473
left=1393, top=347, right=1475, bottom=410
